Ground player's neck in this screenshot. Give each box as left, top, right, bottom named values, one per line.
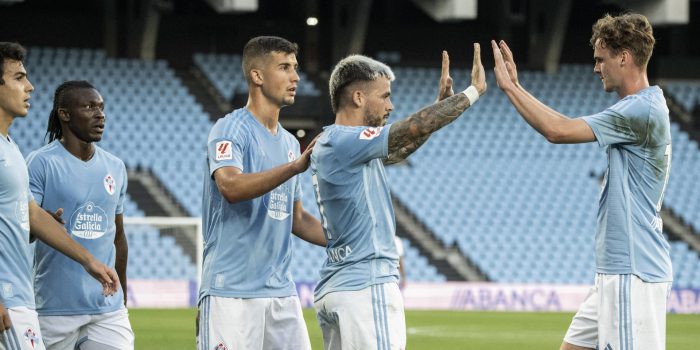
left=334, top=109, right=365, bottom=127
left=0, top=114, right=12, bottom=137
left=617, top=70, right=650, bottom=98
left=61, top=136, right=95, bottom=162
left=246, top=98, right=280, bottom=135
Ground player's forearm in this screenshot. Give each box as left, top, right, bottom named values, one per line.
left=504, top=84, right=571, bottom=142
left=292, top=212, right=326, bottom=247
left=29, top=206, right=94, bottom=266
left=386, top=93, right=471, bottom=163
left=217, top=162, right=300, bottom=203
left=114, top=235, right=128, bottom=304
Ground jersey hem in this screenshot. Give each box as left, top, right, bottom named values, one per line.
left=314, top=277, right=398, bottom=301
left=36, top=303, right=123, bottom=316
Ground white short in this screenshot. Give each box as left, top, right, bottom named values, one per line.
left=0, top=307, right=45, bottom=350
left=38, top=308, right=134, bottom=350
left=197, top=295, right=311, bottom=350
left=564, top=273, right=671, bottom=350
left=314, top=282, right=406, bottom=350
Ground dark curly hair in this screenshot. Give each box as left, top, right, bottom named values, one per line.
left=0, top=42, right=27, bottom=85
left=590, top=13, right=655, bottom=68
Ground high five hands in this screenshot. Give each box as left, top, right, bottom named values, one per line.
left=436, top=43, right=487, bottom=103
left=491, top=40, right=520, bottom=91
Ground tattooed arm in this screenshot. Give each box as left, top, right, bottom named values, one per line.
left=385, top=43, right=486, bottom=165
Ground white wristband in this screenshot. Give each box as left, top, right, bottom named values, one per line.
left=461, top=85, right=479, bottom=106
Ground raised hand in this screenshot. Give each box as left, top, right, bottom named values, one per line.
left=492, top=40, right=517, bottom=91
left=436, top=51, right=454, bottom=102
left=83, top=259, right=120, bottom=296
left=471, top=43, right=487, bottom=95
left=499, top=40, right=519, bottom=86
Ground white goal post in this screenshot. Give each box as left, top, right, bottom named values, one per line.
left=123, top=216, right=202, bottom=288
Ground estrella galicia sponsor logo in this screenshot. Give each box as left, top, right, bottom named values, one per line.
left=265, top=182, right=292, bottom=221
left=214, top=343, right=228, bottom=350
left=70, top=201, right=108, bottom=239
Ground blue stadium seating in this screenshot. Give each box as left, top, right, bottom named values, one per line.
left=386, top=64, right=700, bottom=287
left=664, top=81, right=700, bottom=111
left=17, top=47, right=700, bottom=287
left=193, top=53, right=321, bottom=100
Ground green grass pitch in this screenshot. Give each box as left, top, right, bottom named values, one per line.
left=130, top=308, right=700, bottom=349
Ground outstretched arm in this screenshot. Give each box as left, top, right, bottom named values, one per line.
left=491, top=40, right=595, bottom=144
left=385, top=44, right=486, bottom=165
left=215, top=136, right=319, bottom=203
left=28, top=201, right=119, bottom=296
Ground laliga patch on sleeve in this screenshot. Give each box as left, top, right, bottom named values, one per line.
left=215, top=140, right=233, bottom=161
left=359, top=127, right=383, bottom=140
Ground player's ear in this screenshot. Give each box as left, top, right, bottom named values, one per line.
left=58, top=108, right=70, bottom=122
left=250, top=69, right=264, bottom=86
left=620, top=50, right=631, bottom=67
left=351, top=90, right=364, bottom=108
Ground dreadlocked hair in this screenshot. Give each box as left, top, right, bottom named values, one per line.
left=46, top=80, right=96, bottom=143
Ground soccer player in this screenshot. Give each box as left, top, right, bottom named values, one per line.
left=310, top=45, right=486, bottom=349
left=0, top=43, right=118, bottom=350
left=198, top=36, right=325, bottom=350
left=491, top=13, right=672, bottom=350
left=25, top=81, right=133, bottom=350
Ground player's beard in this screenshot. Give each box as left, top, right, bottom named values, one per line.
left=363, top=110, right=387, bottom=127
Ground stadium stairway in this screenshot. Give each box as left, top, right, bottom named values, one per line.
left=127, top=170, right=197, bottom=264
left=393, top=196, right=486, bottom=281
left=663, top=83, right=700, bottom=153
left=175, top=67, right=230, bottom=122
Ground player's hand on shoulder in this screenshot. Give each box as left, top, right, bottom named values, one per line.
left=0, top=303, right=11, bottom=331
left=293, top=133, right=322, bottom=174
left=435, top=50, right=454, bottom=103
left=471, top=43, right=487, bottom=96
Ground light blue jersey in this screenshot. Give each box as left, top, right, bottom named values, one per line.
left=310, top=124, right=399, bottom=300
left=200, top=108, right=302, bottom=301
left=26, top=141, right=127, bottom=315
left=582, top=86, right=672, bottom=282
left=0, top=135, right=34, bottom=309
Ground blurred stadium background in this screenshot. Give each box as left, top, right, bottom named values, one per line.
left=2, top=0, right=699, bottom=348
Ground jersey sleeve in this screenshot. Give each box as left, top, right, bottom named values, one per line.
left=25, top=151, right=46, bottom=205
left=116, top=162, right=127, bottom=215
left=582, top=96, right=649, bottom=147
left=207, top=120, right=247, bottom=176
left=334, top=124, right=391, bottom=166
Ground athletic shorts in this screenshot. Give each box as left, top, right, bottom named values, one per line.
left=197, top=295, right=311, bottom=350
left=38, top=307, right=133, bottom=350
left=0, top=307, right=45, bottom=350
left=564, top=273, right=671, bottom=350
left=314, top=282, right=406, bottom=350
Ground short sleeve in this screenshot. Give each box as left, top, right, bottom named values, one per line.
left=116, top=162, right=127, bottom=215
left=207, top=120, right=247, bottom=175
left=26, top=152, right=46, bottom=205
left=582, top=97, right=648, bottom=147
left=334, top=124, right=391, bottom=166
